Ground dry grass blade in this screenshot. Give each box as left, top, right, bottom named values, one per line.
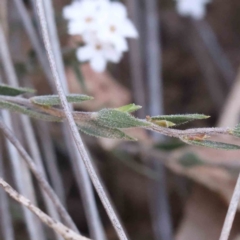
left=35, top=0, right=128, bottom=239
left=0, top=178, right=90, bottom=240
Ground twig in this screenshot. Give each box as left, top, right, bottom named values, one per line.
left=40, top=0, right=106, bottom=237
left=0, top=118, right=78, bottom=232
left=219, top=173, right=240, bottom=240
left=35, top=0, right=128, bottom=239
left=147, top=124, right=231, bottom=138
left=0, top=95, right=235, bottom=139
left=0, top=177, right=90, bottom=240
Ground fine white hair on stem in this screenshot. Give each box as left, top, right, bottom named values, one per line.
left=0, top=177, right=90, bottom=240
left=34, top=0, right=129, bottom=239
left=219, top=173, right=240, bottom=240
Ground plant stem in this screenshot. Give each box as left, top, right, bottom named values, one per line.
left=0, top=118, right=78, bottom=232
left=35, top=0, right=128, bottom=239
left=37, top=121, right=66, bottom=205
left=219, top=173, right=240, bottom=240
left=0, top=138, right=15, bottom=240
left=0, top=24, right=46, bottom=240
left=0, top=177, right=90, bottom=240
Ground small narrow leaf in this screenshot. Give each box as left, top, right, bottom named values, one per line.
left=232, top=124, right=240, bottom=138
left=0, top=100, right=62, bottom=122
left=0, top=84, right=35, bottom=96
left=96, top=109, right=150, bottom=129
left=182, top=138, right=240, bottom=150
left=116, top=104, right=142, bottom=113
left=31, top=94, right=93, bottom=106
left=149, top=114, right=210, bottom=126
left=77, top=120, right=136, bottom=141
left=150, top=119, right=176, bottom=128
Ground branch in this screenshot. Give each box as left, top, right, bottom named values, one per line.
left=35, top=0, right=129, bottom=239
left=0, top=119, right=77, bottom=231
left=0, top=178, right=90, bottom=240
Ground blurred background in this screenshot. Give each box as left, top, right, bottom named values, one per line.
left=1, top=0, right=240, bottom=240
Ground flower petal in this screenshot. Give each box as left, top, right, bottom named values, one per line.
left=121, top=19, right=138, bottom=38
left=63, top=3, right=82, bottom=20
left=110, top=2, right=127, bottom=20
left=68, top=20, right=86, bottom=35
left=104, top=48, right=122, bottom=63
left=112, top=36, right=128, bottom=52
left=90, top=54, right=107, bottom=72
left=76, top=45, right=95, bottom=62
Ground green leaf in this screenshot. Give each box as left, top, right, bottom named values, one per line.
left=77, top=120, right=136, bottom=141
left=182, top=138, right=240, bottom=150
left=150, top=114, right=210, bottom=126
left=0, top=100, right=62, bottom=122
left=150, top=120, right=176, bottom=128
left=179, top=153, right=205, bottom=168
left=116, top=104, right=142, bottom=113
left=232, top=124, right=240, bottom=138
left=30, top=94, right=93, bottom=106
left=0, top=84, right=35, bottom=96
left=96, top=109, right=150, bottom=129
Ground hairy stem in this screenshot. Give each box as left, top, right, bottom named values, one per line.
left=35, top=0, right=128, bottom=239
left=0, top=178, right=90, bottom=240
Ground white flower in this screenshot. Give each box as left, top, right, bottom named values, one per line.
left=63, top=0, right=101, bottom=35
left=96, top=2, right=138, bottom=52
left=176, top=0, right=211, bottom=20
left=63, top=0, right=138, bottom=72
left=76, top=39, right=122, bottom=72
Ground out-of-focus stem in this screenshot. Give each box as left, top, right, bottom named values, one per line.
left=144, top=1, right=173, bottom=240
left=36, top=121, right=66, bottom=205
left=219, top=173, right=240, bottom=240
left=0, top=23, right=45, bottom=240
left=0, top=137, right=15, bottom=240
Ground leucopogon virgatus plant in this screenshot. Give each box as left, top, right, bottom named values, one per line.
left=0, top=83, right=240, bottom=150
left=63, top=0, right=138, bottom=72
